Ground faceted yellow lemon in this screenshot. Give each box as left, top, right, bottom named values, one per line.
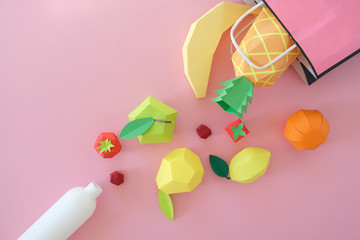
left=229, top=147, right=271, bottom=183
left=156, top=148, right=204, bottom=194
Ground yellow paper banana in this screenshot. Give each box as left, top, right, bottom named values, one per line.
left=182, top=2, right=260, bottom=98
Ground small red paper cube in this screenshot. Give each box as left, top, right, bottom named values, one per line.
left=110, top=171, right=124, bottom=186
left=196, top=124, right=212, bottom=139
left=94, top=132, right=122, bottom=158
left=225, top=119, right=249, bottom=143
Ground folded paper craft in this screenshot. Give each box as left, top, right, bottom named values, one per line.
left=156, top=148, right=204, bottom=221
left=213, top=76, right=253, bottom=118
left=94, top=132, right=122, bottom=158
left=128, top=96, right=177, bottom=144
left=284, top=109, right=330, bottom=150
left=261, top=0, right=360, bottom=84
left=196, top=124, right=212, bottom=139
left=225, top=119, right=249, bottom=142
left=120, top=118, right=155, bottom=139
left=229, top=147, right=271, bottom=183
left=183, top=2, right=261, bottom=98
left=156, top=148, right=204, bottom=194
left=158, top=190, right=174, bottom=221
left=231, top=6, right=300, bottom=87
left=209, top=147, right=270, bottom=183
left=110, top=171, right=124, bottom=186
left=209, top=155, right=230, bottom=179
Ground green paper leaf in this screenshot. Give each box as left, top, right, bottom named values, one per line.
left=96, top=139, right=114, bottom=154
left=119, top=118, right=155, bottom=139
left=231, top=125, right=246, bottom=140
left=209, top=155, right=230, bottom=179
left=212, top=76, right=253, bottom=118
left=158, top=190, right=174, bottom=220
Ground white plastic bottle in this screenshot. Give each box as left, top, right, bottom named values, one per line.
left=19, top=182, right=102, bottom=240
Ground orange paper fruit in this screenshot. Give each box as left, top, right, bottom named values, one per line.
left=284, top=110, right=330, bottom=150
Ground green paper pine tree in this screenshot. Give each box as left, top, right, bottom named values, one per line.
left=212, top=76, right=253, bottom=118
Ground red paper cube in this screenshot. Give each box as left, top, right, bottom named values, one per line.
left=225, top=119, right=249, bottom=143
left=196, top=124, right=212, bottom=139
left=94, top=132, right=122, bottom=158
left=110, top=171, right=124, bottom=186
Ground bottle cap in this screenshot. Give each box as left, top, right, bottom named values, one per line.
left=85, top=182, right=102, bottom=199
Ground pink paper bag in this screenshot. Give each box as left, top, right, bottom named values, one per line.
left=263, top=0, right=360, bottom=80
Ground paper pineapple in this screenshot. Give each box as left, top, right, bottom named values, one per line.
left=232, top=7, right=300, bottom=87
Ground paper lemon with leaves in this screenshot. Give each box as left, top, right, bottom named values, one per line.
left=156, top=148, right=204, bottom=220
left=210, top=147, right=271, bottom=183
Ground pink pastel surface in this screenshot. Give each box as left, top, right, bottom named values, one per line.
left=1, top=1, right=360, bottom=239
left=265, top=0, right=360, bottom=75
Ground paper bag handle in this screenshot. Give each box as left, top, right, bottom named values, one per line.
left=230, top=1, right=297, bottom=70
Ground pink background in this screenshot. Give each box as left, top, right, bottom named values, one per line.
left=1, top=0, right=360, bottom=239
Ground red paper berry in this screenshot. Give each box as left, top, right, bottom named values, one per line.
left=225, top=119, right=249, bottom=143
left=110, top=171, right=124, bottom=186
left=94, top=132, right=122, bottom=158
left=196, top=124, right=212, bottom=139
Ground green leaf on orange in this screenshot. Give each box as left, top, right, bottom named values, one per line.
left=209, top=155, right=230, bottom=179
left=119, top=118, right=154, bottom=139
left=158, top=190, right=174, bottom=221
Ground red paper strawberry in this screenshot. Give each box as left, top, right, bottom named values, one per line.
left=94, top=132, right=122, bottom=158
left=225, top=119, right=249, bottom=143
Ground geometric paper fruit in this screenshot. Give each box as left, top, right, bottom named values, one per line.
left=232, top=7, right=300, bottom=87
left=229, top=147, right=271, bottom=183
left=183, top=2, right=260, bottom=98
left=213, top=76, right=253, bottom=118
left=284, top=109, right=330, bottom=150
left=110, top=171, right=124, bottom=186
left=94, top=132, right=122, bottom=158
left=196, top=124, right=212, bottom=139
left=156, top=148, right=204, bottom=195
left=156, top=148, right=204, bottom=221
left=128, top=96, right=178, bottom=144
left=210, top=147, right=271, bottom=183
left=225, top=119, right=249, bottom=142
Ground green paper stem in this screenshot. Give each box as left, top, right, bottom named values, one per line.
left=154, top=119, right=172, bottom=123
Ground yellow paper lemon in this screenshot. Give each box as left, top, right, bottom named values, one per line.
left=156, top=148, right=204, bottom=194
left=229, top=147, right=271, bottom=183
